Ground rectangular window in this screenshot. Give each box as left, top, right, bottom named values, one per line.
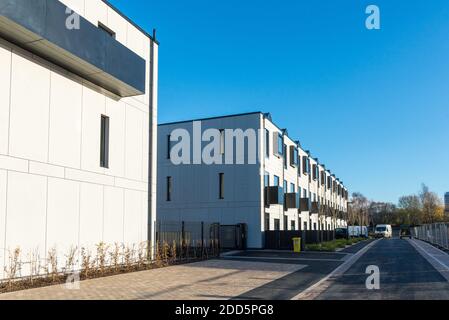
left=219, top=129, right=225, bottom=155
left=283, top=145, right=287, bottom=168
left=298, top=187, right=302, bottom=197
left=291, top=147, right=299, bottom=167
left=277, top=134, right=284, bottom=155
left=166, top=176, right=172, bottom=201
left=290, top=183, right=295, bottom=193
left=274, top=175, right=280, bottom=187
left=265, top=129, right=270, bottom=158
left=98, top=22, right=116, bottom=39
left=219, top=173, right=224, bottom=199
left=265, top=213, right=270, bottom=231
left=100, top=115, right=109, bottom=168
left=312, top=165, right=317, bottom=180
left=303, top=221, right=307, bottom=231
left=291, top=220, right=295, bottom=231
left=167, top=135, right=171, bottom=159
left=274, top=219, right=280, bottom=231
left=283, top=216, right=288, bottom=230
left=264, top=172, right=270, bottom=187
left=302, top=156, right=308, bottom=174
left=283, top=180, right=288, bottom=194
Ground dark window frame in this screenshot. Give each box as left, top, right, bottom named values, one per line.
left=100, top=115, right=109, bottom=168
left=265, top=129, right=270, bottom=158
left=167, top=134, right=171, bottom=159
left=98, top=22, right=116, bottom=39
left=166, top=176, right=172, bottom=202
left=219, top=173, right=225, bottom=199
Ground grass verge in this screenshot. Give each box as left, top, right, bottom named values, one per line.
left=305, top=238, right=367, bottom=252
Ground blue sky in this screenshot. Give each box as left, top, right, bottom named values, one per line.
left=110, top=0, right=449, bottom=204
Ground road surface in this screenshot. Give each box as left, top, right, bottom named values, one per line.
left=315, top=238, right=449, bottom=300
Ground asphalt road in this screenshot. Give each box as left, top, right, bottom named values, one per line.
left=227, top=243, right=375, bottom=300
left=317, top=238, right=449, bottom=300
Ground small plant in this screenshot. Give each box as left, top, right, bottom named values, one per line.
left=137, top=241, right=147, bottom=269
left=95, top=242, right=109, bottom=276
left=162, top=241, right=170, bottom=266
left=123, top=244, right=136, bottom=271
left=28, top=249, right=41, bottom=285
left=170, top=240, right=177, bottom=263
left=110, top=243, right=121, bottom=272
left=81, top=247, right=92, bottom=279
left=155, top=241, right=163, bottom=268
left=5, top=247, right=21, bottom=289
left=47, top=247, right=58, bottom=283
left=64, top=246, right=78, bottom=275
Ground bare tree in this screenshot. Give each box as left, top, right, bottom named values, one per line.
left=419, top=184, right=443, bottom=224
left=351, top=193, right=370, bottom=230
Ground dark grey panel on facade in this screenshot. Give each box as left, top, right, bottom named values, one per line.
left=0, top=0, right=146, bottom=97
left=285, top=193, right=299, bottom=209
left=300, top=198, right=310, bottom=212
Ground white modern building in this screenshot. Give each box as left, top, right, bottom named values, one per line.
left=0, top=0, right=158, bottom=279
left=157, top=112, right=348, bottom=249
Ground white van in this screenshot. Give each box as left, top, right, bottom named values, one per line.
left=348, top=226, right=369, bottom=238
left=375, top=224, right=393, bottom=238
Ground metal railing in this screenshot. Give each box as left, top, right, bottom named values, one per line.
left=412, top=223, right=449, bottom=250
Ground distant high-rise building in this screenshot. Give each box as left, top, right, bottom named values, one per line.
left=445, top=192, right=449, bottom=213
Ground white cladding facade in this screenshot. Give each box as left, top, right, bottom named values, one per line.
left=158, top=112, right=348, bottom=249
left=0, top=0, right=158, bottom=279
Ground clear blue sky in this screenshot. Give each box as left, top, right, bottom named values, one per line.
left=110, top=0, right=449, bottom=204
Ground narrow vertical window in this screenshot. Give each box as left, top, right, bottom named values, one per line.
left=265, top=129, right=270, bottom=158
left=219, top=173, right=224, bottom=199
left=167, top=134, right=171, bottom=159
left=219, top=129, right=225, bottom=155
left=283, top=144, right=287, bottom=168
left=166, top=176, right=172, bottom=201
left=264, top=172, right=270, bottom=187
left=265, top=213, right=270, bottom=231
left=100, top=115, right=109, bottom=168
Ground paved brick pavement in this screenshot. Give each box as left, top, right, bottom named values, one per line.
left=0, top=259, right=305, bottom=300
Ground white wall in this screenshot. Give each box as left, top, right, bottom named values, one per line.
left=0, top=0, right=156, bottom=278
left=157, top=113, right=263, bottom=248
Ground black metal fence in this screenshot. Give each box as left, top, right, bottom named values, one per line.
left=220, top=224, right=247, bottom=250
left=156, top=221, right=220, bottom=259
left=265, top=231, right=303, bottom=250
left=265, top=230, right=336, bottom=250
left=304, top=230, right=335, bottom=244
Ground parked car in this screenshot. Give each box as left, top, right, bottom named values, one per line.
left=375, top=224, right=393, bottom=238
left=399, top=225, right=412, bottom=239
left=335, top=228, right=348, bottom=239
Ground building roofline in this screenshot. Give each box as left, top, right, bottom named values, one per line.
left=158, top=111, right=348, bottom=190
left=101, top=0, right=159, bottom=44
left=158, top=111, right=263, bottom=127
